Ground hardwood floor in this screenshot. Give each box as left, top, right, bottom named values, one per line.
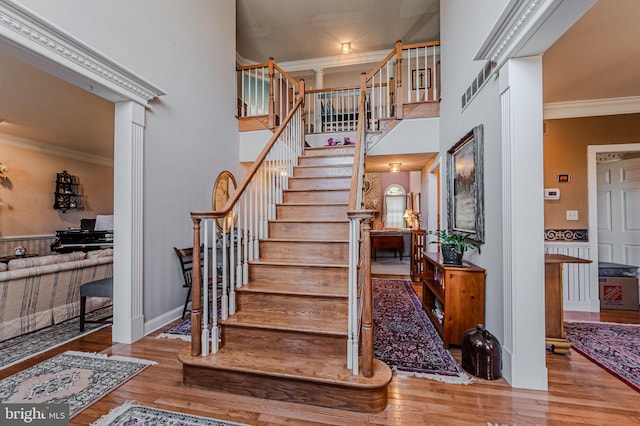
left=2, top=281, right=639, bottom=425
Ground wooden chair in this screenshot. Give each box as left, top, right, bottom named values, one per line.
left=174, top=247, right=220, bottom=319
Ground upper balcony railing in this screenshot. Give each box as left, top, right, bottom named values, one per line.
left=303, top=40, right=440, bottom=135
left=236, top=58, right=301, bottom=128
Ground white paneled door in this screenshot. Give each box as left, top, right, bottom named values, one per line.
left=597, top=157, right=640, bottom=268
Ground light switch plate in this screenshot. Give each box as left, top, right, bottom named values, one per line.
left=566, top=210, right=579, bottom=221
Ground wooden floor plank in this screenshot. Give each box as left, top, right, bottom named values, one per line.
left=1, top=277, right=639, bottom=425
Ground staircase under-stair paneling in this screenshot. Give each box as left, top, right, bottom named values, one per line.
left=180, top=146, right=392, bottom=413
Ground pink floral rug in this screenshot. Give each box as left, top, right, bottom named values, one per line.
left=373, top=279, right=471, bottom=384
left=564, top=320, right=640, bottom=392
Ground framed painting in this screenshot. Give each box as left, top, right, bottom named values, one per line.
left=446, top=125, right=484, bottom=243
left=411, top=68, right=431, bottom=90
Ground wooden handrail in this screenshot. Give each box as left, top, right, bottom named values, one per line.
left=273, top=63, right=300, bottom=88
left=347, top=73, right=367, bottom=212
left=403, top=40, right=440, bottom=50
left=191, top=82, right=305, bottom=220
left=236, top=62, right=270, bottom=71
left=366, top=47, right=398, bottom=81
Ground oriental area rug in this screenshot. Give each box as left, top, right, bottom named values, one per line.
left=0, top=351, right=155, bottom=418
left=564, top=320, right=640, bottom=392
left=91, top=401, right=248, bottom=426
left=0, top=306, right=112, bottom=370
left=373, top=278, right=472, bottom=384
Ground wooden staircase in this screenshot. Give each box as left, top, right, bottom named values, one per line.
left=180, top=145, right=392, bottom=413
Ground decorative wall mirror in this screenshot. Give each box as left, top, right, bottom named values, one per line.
left=212, top=171, right=237, bottom=231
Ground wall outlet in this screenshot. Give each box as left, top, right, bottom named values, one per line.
left=566, top=210, right=579, bottom=221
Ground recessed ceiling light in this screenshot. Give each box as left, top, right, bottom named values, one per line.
left=341, top=42, right=351, bottom=54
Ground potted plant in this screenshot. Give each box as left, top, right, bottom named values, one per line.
left=428, top=229, right=479, bottom=264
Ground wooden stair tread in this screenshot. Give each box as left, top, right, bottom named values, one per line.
left=283, top=188, right=349, bottom=192
left=294, top=164, right=352, bottom=169
left=180, top=347, right=392, bottom=388
left=289, top=175, right=351, bottom=179
left=221, top=310, right=347, bottom=334
left=262, top=238, right=348, bottom=243
left=277, top=202, right=348, bottom=206
left=268, top=219, right=349, bottom=223
left=240, top=281, right=347, bottom=297
left=249, top=259, right=347, bottom=268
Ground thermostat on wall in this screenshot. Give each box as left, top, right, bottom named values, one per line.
left=544, top=188, right=560, bottom=200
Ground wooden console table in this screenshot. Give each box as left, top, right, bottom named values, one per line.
left=371, top=234, right=404, bottom=260
left=544, top=253, right=592, bottom=353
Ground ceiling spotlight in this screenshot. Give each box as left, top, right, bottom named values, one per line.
left=389, top=163, right=401, bottom=173
left=341, top=42, right=351, bottom=54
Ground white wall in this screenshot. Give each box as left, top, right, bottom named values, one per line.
left=440, top=0, right=506, bottom=341
left=18, top=0, right=239, bottom=322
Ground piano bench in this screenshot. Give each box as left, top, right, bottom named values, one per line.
left=80, top=277, right=113, bottom=331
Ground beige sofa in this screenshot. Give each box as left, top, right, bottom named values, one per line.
left=0, top=249, right=113, bottom=342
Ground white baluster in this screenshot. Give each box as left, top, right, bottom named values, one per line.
left=261, top=66, right=266, bottom=115
left=433, top=45, right=438, bottom=100
left=407, top=49, right=411, bottom=103
left=221, top=221, right=228, bottom=320
left=242, top=191, right=249, bottom=285
left=201, top=220, right=209, bottom=356
left=229, top=210, right=236, bottom=315
left=211, top=220, right=219, bottom=352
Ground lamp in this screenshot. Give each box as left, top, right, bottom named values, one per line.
left=403, top=209, right=413, bottom=228
left=341, top=42, right=351, bottom=54
left=389, top=163, right=401, bottom=173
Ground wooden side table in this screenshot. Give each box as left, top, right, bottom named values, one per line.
left=544, top=253, right=592, bottom=353
left=371, top=234, right=404, bottom=260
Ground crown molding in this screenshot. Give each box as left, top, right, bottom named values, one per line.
left=543, top=96, right=640, bottom=119
left=475, top=0, right=596, bottom=67
left=0, top=132, right=113, bottom=167
left=0, top=0, right=166, bottom=106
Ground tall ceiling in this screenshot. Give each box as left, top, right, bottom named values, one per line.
left=236, top=0, right=440, bottom=63
left=0, top=0, right=638, bottom=162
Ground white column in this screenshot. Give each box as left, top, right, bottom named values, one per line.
left=499, top=55, right=548, bottom=390
left=113, top=101, right=145, bottom=344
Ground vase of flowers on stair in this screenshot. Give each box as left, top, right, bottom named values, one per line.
left=325, top=137, right=354, bottom=146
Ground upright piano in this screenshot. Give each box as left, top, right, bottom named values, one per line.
left=51, top=229, right=113, bottom=253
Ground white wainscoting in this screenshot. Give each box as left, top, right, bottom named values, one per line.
left=545, top=242, right=597, bottom=312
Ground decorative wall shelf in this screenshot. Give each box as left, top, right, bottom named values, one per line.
left=53, top=171, right=82, bottom=212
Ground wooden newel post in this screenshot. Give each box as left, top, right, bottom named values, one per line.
left=361, top=216, right=374, bottom=377
left=395, top=40, right=403, bottom=119
left=191, top=218, right=202, bottom=356
left=268, top=57, right=276, bottom=129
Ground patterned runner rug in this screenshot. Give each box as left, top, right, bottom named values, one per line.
left=0, top=306, right=112, bottom=370
left=564, top=320, right=640, bottom=392
left=373, top=278, right=471, bottom=384
left=91, top=401, right=248, bottom=426
left=0, top=351, right=155, bottom=418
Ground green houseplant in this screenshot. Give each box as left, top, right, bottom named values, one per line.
left=429, top=230, right=480, bottom=264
